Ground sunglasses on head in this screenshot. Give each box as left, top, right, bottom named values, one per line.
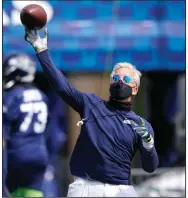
left=112, top=74, right=133, bottom=84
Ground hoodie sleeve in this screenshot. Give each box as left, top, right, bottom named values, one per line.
left=139, top=122, right=159, bottom=173
left=36, top=50, right=85, bottom=113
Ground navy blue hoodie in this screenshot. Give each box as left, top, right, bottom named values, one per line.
left=37, top=50, right=158, bottom=185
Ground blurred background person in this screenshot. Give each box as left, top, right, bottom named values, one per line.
left=2, top=113, right=10, bottom=197
left=3, top=53, right=49, bottom=197
left=42, top=91, right=68, bottom=197
left=3, top=0, right=185, bottom=197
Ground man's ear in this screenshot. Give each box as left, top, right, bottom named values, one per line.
left=132, top=86, right=138, bottom=96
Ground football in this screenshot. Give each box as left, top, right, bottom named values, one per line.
left=20, top=4, right=47, bottom=30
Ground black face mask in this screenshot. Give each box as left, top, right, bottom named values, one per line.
left=109, top=80, right=132, bottom=100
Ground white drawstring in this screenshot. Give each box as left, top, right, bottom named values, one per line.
left=123, top=119, right=131, bottom=124
left=77, top=118, right=87, bottom=127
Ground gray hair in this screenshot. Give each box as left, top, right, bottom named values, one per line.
left=110, top=62, right=142, bottom=87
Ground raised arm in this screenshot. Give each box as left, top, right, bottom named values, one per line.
left=36, top=50, right=85, bottom=112
left=24, top=28, right=85, bottom=113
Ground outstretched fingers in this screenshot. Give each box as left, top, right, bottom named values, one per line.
left=24, top=32, right=30, bottom=42
left=44, top=27, right=48, bottom=39
left=25, top=28, right=32, bottom=36
left=24, top=28, right=32, bottom=42
left=34, top=29, right=39, bottom=37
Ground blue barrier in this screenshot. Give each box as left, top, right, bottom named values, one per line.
left=3, top=1, right=185, bottom=71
